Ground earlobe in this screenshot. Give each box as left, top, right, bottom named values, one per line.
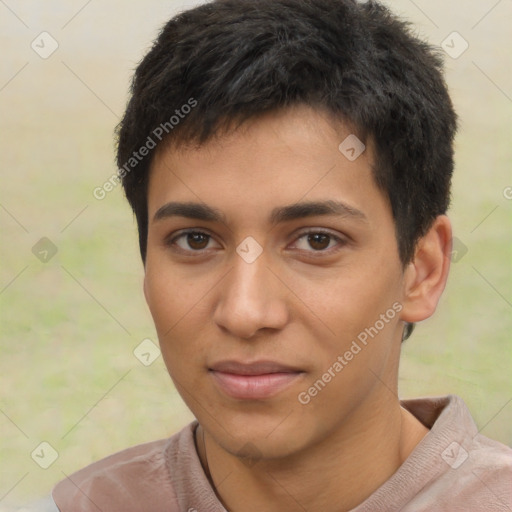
left=400, top=215, right=452, bottom=323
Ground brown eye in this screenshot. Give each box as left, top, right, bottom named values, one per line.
left=307, top=233, right=331, bottom=251
left=291, top=229, right=346, bottom=254
left=166, top=230, right=218, bottom=253
left=186, top=232, right=210, bottom=250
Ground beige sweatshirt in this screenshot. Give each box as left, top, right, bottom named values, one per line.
left=52, top=395, right=512, bottom=511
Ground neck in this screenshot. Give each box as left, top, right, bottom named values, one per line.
left=195, top=394, right=429, bottom=512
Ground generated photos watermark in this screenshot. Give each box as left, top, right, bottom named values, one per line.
left=93, top=97, right=198, bottom=200
left=298, top=301, right=403, bottom=405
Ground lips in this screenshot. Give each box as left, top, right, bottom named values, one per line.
left=209, top=360, right=305, bottom=400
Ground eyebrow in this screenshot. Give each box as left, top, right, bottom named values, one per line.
left=153, top=199, right=367, bottom=225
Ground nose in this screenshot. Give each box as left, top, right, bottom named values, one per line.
left=213, top=250, right=289, bottom=340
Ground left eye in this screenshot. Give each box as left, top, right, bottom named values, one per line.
left=292, top=231, right=344, bottom=252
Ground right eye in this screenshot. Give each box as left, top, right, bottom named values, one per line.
left=165, top=229, right=221, bottom=255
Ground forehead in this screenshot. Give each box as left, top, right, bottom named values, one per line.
left=146, top=105, right=389, bottom=226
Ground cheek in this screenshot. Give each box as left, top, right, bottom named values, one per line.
left=292, top=277, right=402, bottom=421
left=144, top=257, right=216, bottom=369
left=145, top=252, right=205, bottom=329
left=291, top=261, right=401, bottom=350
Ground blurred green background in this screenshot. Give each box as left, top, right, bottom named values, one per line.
left=0, top=0, right=511, bottom=508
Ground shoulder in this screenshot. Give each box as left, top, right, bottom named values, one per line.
left=462, top=429, right=512, bottom=506
left=402, top=395, right=512, bottom=511
left=52, top=423, right=197, bottom=512
left=420, top=432, right=512, bottom=511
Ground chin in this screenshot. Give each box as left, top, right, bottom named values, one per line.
left=206, top=404, right=315, bottom=459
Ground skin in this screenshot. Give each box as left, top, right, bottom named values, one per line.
left=143, top=105, right=452, bottom=512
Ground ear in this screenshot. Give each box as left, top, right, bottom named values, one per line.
left=400, top=215, right=452, bottom=323
left=143, top=274, right=150, bottom=306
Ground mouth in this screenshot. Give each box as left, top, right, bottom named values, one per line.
left=209, top=360, right=305, bottom=400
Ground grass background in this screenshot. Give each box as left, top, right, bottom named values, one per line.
left=0, top=0, right=511, bottom=508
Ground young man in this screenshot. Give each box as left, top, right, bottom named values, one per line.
left=50, top=0, right=512, bottom=510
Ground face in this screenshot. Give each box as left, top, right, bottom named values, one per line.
left=144, top=105, right=409, bottom=460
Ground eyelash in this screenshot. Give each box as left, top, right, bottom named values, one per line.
left=165, top=228, right=347, bottom=257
